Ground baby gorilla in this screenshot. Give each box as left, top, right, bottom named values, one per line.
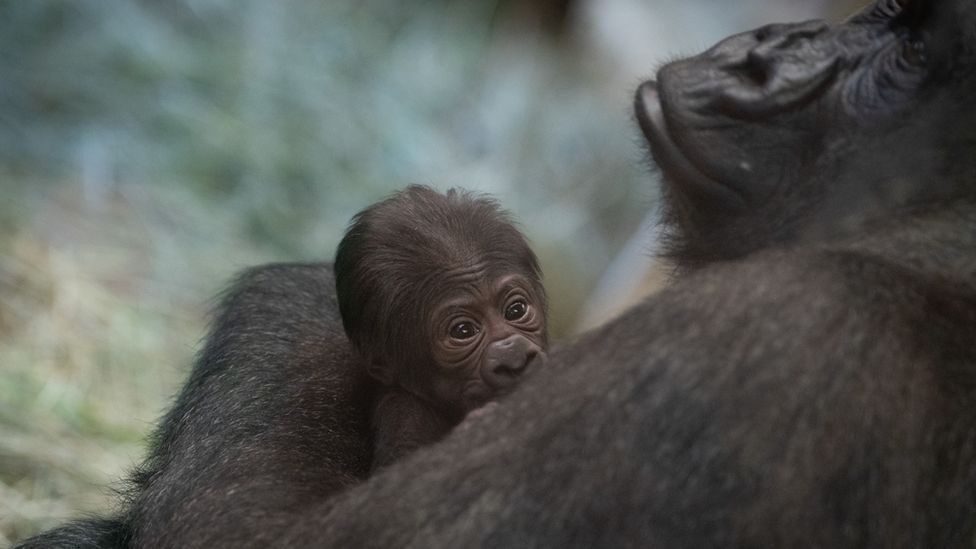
left=335, top=185, right=548, bottom=470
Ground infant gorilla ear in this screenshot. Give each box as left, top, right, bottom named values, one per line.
left=334, top=185, right=549, bottom=470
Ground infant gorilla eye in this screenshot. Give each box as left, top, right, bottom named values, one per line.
left=504, top=300, right=528, bottom=321
left=449, top=321, right=479, bottom=340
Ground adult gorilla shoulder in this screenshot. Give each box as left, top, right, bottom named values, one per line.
left=144, top=264, right=377, bottom=546
left=16, top=264, right=377, bottom=548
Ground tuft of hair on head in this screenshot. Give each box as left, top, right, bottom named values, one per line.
left=334, top=185, right=544, bottom=370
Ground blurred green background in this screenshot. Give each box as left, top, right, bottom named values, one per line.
left=0, top=0, right=862, bottom=543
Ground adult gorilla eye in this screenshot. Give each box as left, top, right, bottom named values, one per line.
left=504, top=300, right=528, bottom=321
left=449, top=321, right=479, bottom=340
left=900, top=37, right=927, bottom=67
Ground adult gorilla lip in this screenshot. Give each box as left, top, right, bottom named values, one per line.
left=635, top=81, right=746, bottom=208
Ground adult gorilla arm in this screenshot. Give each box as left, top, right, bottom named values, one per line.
left=122, top=210, right=976, bottom=549
left=127, top=264, right=374, bottom=546
left=301, top=208, right=976, bottom=548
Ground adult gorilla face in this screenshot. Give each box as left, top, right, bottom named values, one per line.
left=637, top=0, right=975, bottom=266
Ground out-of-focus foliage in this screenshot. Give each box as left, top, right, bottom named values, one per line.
left=0, top=0, right=649, bottom=260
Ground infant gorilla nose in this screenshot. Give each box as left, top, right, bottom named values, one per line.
left=482, top=334, right=544, bottom=390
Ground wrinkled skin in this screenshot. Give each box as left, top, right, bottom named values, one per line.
left=421, top=270, right=546, bottom=415
left=334, top=186, right=548, bottom=470
left=16, top=1, right=976, bottom=548
left=642, top=0, right=970, bottom=267
left=368, top=269, right=547, bottom=471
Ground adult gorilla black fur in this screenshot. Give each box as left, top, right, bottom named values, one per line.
left=17, top=0, right=976, bottom=547
left=16, top=267, right=377, bottom=549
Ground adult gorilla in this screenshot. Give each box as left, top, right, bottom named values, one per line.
left=304, top=1, right=976, bottom=546
left=19, top=0, right=976, bottom=547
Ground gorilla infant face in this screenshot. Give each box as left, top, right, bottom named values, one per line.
left=426, top=271, right=546, bottom=414
left=636, top=0, right=974, bottom=265
left=335, top=185, right=549, bottom=420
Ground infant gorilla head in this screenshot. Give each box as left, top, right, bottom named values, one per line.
left=335, top=185, right=548, bottom=468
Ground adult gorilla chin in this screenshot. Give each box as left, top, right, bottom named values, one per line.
left=17, top=0, right=976, bottom=547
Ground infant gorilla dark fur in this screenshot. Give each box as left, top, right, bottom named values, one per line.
left=334, top=185, right=548, bottom=469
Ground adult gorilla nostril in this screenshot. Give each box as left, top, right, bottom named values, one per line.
left=744, top=51, right=773, bottom=85
left=746, top=33, right=789, bottom=80
left=748, top=20, right=830, bottom=71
